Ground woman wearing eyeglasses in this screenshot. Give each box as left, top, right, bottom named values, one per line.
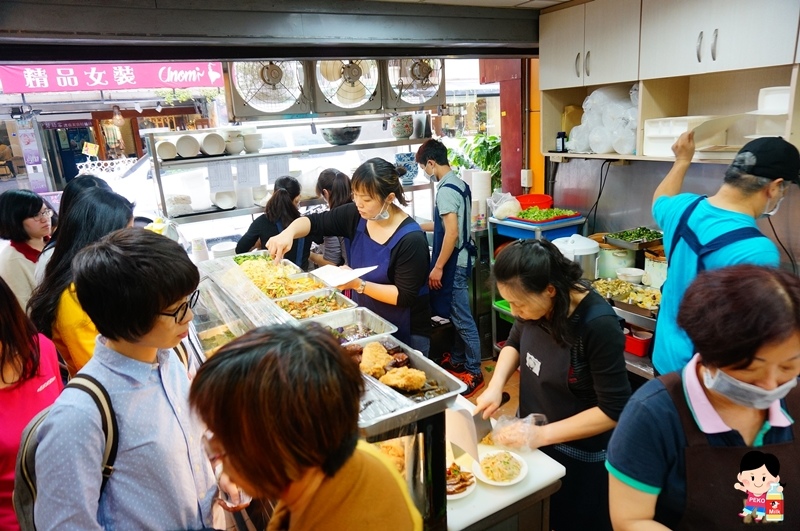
left=29, top=187, right=134, bottom=377
left=0, top=189, right=53, bottom=308
left=473, top=238, right=631, bottom=531
left=33, top=228, right=222, bottom=530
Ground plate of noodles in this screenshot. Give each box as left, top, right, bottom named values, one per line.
left=471, top=450, right=528, bottom=487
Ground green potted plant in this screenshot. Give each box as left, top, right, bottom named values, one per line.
left=448, top=133, right=502, bottom=191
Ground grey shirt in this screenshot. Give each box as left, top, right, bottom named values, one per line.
left=436, top=170, right=471, bottom=268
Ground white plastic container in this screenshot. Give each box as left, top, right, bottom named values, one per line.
left=643, top=116, right=727, bottom=157
left=552, top=234, right=600, bottom=280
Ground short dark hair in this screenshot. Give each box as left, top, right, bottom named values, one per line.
left=72, top=227, right=199, bottom=342
left=739, top=450, right=780, bottom=477
left=415, top=138, right=449, bottom=166
left=493, top=238, right=588, bottom=346
left=190, top=322, right=364, bottom=499
left=678, top=265, right=800, bottom=369
left=0, top=189, right=44, bottom=242
left=352, top=158, right=408, bottom=206
left=29, top=187, right=135, bottom=337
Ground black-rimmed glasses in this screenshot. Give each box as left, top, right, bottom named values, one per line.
left=30, top=208, right=53, bottom=222
left=159, top=290, right=199, bottom=323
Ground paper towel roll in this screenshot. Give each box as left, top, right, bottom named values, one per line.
left=461, top=169, right=474, bottom=189
left=471, top=171, right=492, bottom=217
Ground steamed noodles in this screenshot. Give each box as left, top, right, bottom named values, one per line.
left=480, top=451, right=522, bottom=482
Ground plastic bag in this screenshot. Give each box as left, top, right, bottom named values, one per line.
left=487, top=192, right=522, bottom=220
left=490, top=414, right=549, bottom=452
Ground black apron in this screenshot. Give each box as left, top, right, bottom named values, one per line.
left=429, top=182, right=475, bottom=319
left=661, top=372, right=800, bottom=529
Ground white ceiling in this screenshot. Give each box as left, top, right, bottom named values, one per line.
left=367, top=0, right=568, bottom=8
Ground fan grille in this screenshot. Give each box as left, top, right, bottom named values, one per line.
left=315, top=59, right=379, bottom=109
left=232, top=61, right=306, bottom=113
left=387, top=59, right=442, bottom=105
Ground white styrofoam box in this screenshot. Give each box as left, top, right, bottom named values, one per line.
left=643, top=116, right=727, bottom=157
left=756, top=86, right=790, bottom=114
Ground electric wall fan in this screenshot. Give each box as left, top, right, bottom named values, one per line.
left=312, top=59, right=382, bottom=114
left=227, top=60, right=311, bottom=119
left=383, top=58, right=445, bottom=111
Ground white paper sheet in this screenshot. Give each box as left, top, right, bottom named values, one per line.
left=309, top=264, right=377, bottom=287
left=445, top=394, right=480, bottom=462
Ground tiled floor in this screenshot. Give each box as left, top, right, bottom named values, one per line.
left=463, top=359, right=520, bottom=419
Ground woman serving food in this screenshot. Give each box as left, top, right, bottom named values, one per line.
left=474, top=239, right=631, bottom=531
left=267, top=158, right=430, bottom=354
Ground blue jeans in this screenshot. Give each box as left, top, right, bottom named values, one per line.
left=449, top=266, right=482, bottom=375
left=407, top=334, right=430, bottom=357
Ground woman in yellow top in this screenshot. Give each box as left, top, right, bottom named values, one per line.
left=29, top=187, right=133, bottom=376
left=190, top=323, right=422, bottom=531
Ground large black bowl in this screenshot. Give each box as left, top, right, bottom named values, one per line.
left=321, top=126, right=362, bottom=146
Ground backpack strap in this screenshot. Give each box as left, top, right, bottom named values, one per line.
left=67, top=374, right=118, bottom=489
left=440, top=182, right=477, bottom=256
left=695, top=227, right=766, bottom=272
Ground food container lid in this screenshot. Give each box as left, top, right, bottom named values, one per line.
left=552, top=234, right=599, bottom=256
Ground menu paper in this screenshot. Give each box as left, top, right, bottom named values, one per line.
left=236, top=159, right=261, bottom=187
left=309, top=265, right=378, bottom=287
left=208, top=162, right=235, bottom=193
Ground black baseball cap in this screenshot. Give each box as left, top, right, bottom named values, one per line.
left=731, top=137, right=800, bottom=184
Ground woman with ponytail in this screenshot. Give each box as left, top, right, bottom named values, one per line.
left=236, top=175, right=312, bottom=270
left=473, top=238, right=631, bottom=531
left=310, top=168, right=352, bottom=267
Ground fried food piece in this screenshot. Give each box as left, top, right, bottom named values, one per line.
left=480, top=433, right=494, bottom=446
left=360, top=342, right=393, bottom=378
left=379, top=366, right=427, bottom=392
left=378, top=439, right=405, bottom=475
left=446, top=462, right=475, bottom=495
left=385, top=352, right=410, bottom=370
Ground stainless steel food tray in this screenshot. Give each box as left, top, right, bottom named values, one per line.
left=232, top=250, right=304, bottom=275
left=273, top=289, right=357, bottom=320
left=305, top=306, right=397, bottom=341
left=262, top=272, right=327, bottom=299
left=353, top=334, right=467, bottom=437
left=604, top=233, right=663, bottom=251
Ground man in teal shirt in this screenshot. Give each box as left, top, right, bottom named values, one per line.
left=651, top=132, right=800, bottom=374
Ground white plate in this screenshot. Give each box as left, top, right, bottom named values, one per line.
left=471, top=451, right=528, bottom=487
left=447, top=479, right=477, bottom=500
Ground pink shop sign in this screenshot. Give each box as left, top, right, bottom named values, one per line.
left=0, top=62, right=224, bottom=93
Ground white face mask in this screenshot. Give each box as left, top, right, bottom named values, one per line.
left=703, top=366, right=797, bottom=409
left=367, top=200, right=390, bottom=221
left=760, top=184, right=787, bottom=218
left=421, top=163, right=435, bottom=182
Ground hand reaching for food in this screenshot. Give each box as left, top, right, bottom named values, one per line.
left=265, top=233, right=293, bottom=262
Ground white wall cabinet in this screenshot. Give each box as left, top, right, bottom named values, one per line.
left=539, top=0, right=641, bottom=90
left=640, top=0, right=800, bottom=80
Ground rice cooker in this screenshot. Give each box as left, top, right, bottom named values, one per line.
left=589, top=233, right=637, bottom=279
left=552, top=234, right=600, bottom=280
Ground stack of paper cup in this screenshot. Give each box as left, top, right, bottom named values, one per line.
left=471, top=171, right=492, bottom=228
left=191, top=238, right=209, bottom=262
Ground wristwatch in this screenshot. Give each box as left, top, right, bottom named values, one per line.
left=356, top=279, right=367, bottom=294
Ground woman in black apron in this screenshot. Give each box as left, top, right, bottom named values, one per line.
left=474, top=239, right=631, bottom=531
left=607, top=265, right=800, bottom=530
left=235, top=175, right=311, bottom=270
left=266, top=159, right=430, bottom=353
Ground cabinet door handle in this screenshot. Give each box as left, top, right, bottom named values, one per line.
left=711, top=28, right=718, bottom=61
left=696, top=31, right=704, bottom=62
left=575, top=52, right=582, bottom=78
left=585, top=50, right=591, bottom=77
